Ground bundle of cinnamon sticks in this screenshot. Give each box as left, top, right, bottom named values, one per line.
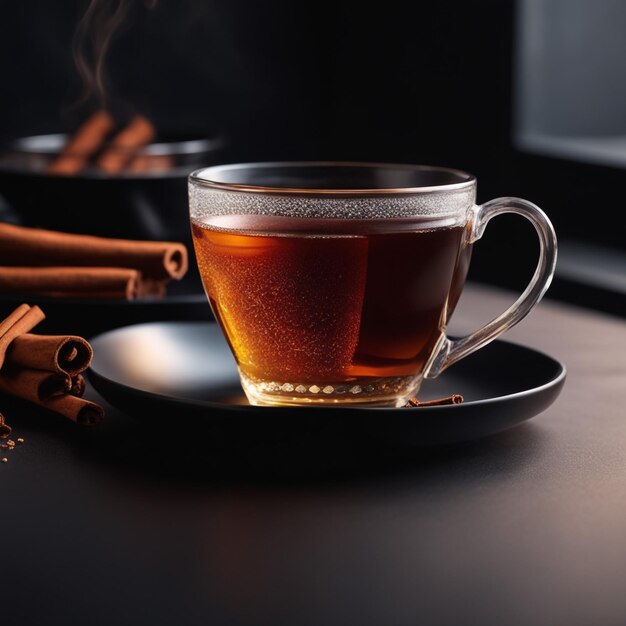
left=0, top=304, right=103, bottom=425
left=47, top=111, right=172, bottom=175
left=0, top=222, right=188, bottom=300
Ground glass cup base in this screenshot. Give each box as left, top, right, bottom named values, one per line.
left=240, top=371, right=422, bottom=408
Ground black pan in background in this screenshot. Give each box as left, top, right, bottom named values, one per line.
left=87, top=321, right=567, bottom=447
left=0, top=132, right=225, bottom=245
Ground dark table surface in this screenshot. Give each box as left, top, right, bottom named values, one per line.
left=2, top=282, right=625, bottom=626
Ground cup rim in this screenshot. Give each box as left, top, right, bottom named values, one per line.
left=189, top=161, right=476, bottom=195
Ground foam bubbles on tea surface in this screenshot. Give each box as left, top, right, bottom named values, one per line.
left=189, top=183, right=474, bottom=222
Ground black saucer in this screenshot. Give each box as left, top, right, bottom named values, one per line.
left=87, top=321, right=566, bottom=447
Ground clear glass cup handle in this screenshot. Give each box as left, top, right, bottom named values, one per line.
left=425, top=197, right=558, bottom=379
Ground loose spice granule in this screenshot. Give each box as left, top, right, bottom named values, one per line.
left=1, top=458, right=7, bottom=463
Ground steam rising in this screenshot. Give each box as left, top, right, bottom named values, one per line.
left=73, top=0, right=156, bottom=110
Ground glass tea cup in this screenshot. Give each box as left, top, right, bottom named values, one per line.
left=188, top=162, right=556, bottom=407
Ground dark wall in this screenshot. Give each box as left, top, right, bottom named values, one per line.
left=0, top=0, right=325, bottom=158
left=1, top=0, right=617, bottom=294
left=0, top=0, right=515, bottom=170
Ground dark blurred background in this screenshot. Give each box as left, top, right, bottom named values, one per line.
left=0, top=0, right=624, bottom=314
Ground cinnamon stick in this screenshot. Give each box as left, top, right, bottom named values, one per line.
left=0, top=367, right=85, bottom=401
left=0, top=367, right=71, bottom=402
left=0, top=414, right=11, bottom=438
left=0, top=223, right=188, bottom=280
left=44, top=394, right=104, bottom=426
left=0, top=266, right=140, bottom=300
left=0, top=368, right=101, bottom=425
left=96, top=115, right=156, bottom=174
left=127, top=153, right=174, bottom=173
left=70, top=375, right=86, bottom=398
left=136, top=277, right=168, bottom=298
left=406, top=394, right=464, bottom=407
left=7, top=333, right=93, bottom=376
left=0, top=305, right=103, bottom=426
left=47, top=110, right=115, bottom=175
left=0, top=304, right=45, bottom=369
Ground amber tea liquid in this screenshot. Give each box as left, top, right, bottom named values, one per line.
left=192, top=214, right=471, bottom=406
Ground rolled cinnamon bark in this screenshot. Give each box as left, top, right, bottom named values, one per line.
left=0, top=383, right=103, bottom=426
left=136, top=277, right=168, bottom=298
left=0, top=267, right=140, bottom=300
left=0, top=367, right=70, bottom=402
left=97, top=115, right=156, bottom=174
left=44, top=394, right=104, bottom=426
left=7, top=333, right=93, bottom=376
left=0, top=369, right=102, bottom=425
left=47, top=110, right=115, bottom=175
left=0, top=304, right=45, bottom=369
left=127, top=153, right=174, bottom=173
left=0, top=223, right=188, bottom=280
left=69, top=374, right=86, bottom=398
